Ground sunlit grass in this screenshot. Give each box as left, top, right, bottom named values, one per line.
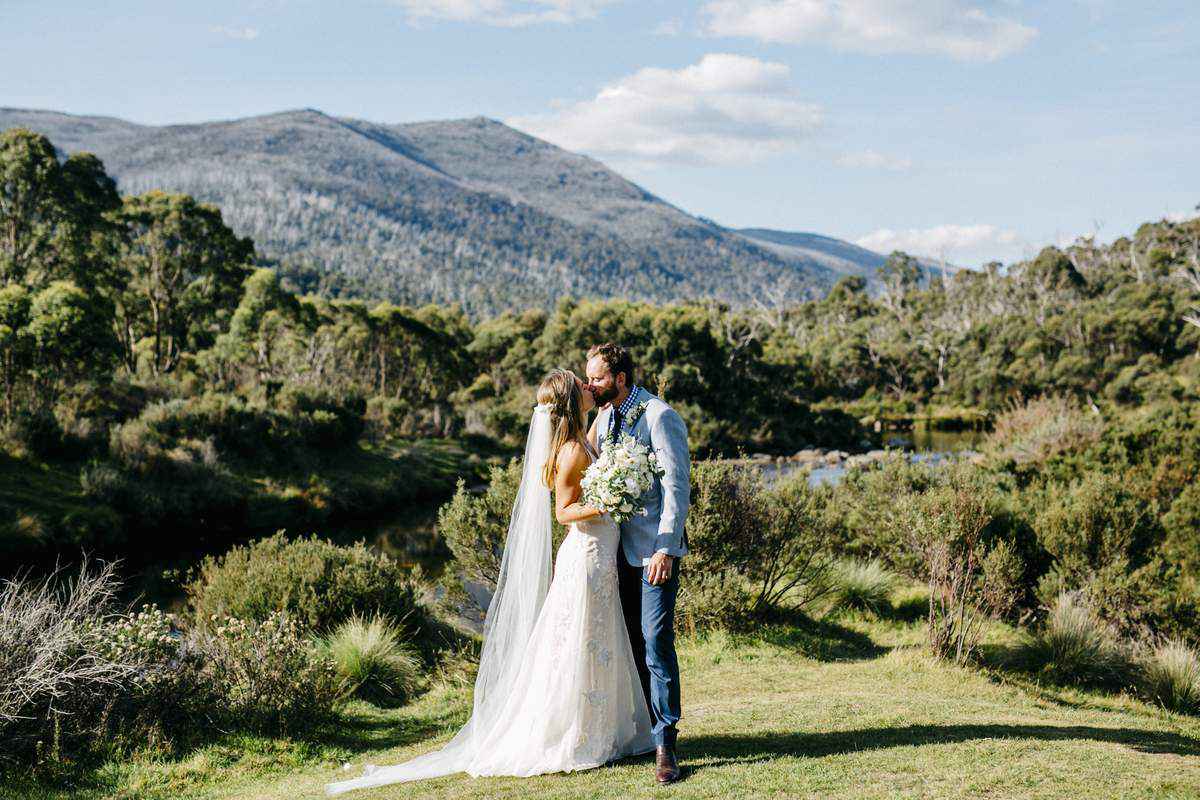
left=13, top=611, right=1198, bottom=800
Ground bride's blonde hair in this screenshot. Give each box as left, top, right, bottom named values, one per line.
left=538, top=368, right=587, bottom=489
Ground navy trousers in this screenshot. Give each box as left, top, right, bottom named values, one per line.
left=617, top=554, right=681, bottom=749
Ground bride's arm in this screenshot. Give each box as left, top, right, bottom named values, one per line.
left=554, top=442, right=602, bottom=524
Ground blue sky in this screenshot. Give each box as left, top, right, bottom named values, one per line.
left=2, top=0, right=1197, bottom=266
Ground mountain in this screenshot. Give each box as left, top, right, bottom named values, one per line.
left=0, top=107, right=888, bottom=316
left=734, top=228, right=887, bottom=279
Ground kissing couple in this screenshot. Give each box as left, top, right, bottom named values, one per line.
left=327, top=343, right=691, bottom=795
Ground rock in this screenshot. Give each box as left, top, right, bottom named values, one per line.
left=792, top=448, right=825, bottom=464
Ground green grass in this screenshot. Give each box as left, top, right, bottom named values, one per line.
left=7, top=612, right=1197, bottom=800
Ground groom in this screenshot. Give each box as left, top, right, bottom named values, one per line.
left=585, top=343, right=689, bottom=785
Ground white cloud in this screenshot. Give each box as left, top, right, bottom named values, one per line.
left=702, top=0, right=1037, bottom=61
left=508, top=53, right=823, bottom=165
left=856, top=223, right=1022, bottom=262
left=390, top=0, right=615, bottom=26
left=209, top=25, right=260, bottom=40
left=835, top=149, right=912, bottom=171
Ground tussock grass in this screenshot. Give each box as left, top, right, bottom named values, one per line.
left=0, top=561, right=132, bottom=732
left=1012, top=592, right=1132, bottom=688
left=1142, top=640, right=1200, bottom=714
left=321, top=615, right=423, bottom=707
left=828, top=558, right=898, bottom=615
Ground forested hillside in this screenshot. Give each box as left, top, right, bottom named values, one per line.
left=0, top=107, right=860, bottom=316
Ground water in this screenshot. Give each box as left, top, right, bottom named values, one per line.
left=329, top=504, right=449, bottom=577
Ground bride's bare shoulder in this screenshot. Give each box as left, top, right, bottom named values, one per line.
left=554, top=441, right=590, bottom=485
left=557, top=439, right=588, bottom=463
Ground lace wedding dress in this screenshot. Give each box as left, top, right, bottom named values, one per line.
left=327, top=412, right=653, bottom=795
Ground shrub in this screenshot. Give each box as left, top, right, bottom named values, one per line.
left=0, top=562, right=137, bottom=762
left=827, top=454, right=942, bottom=572
left=754, top=473, right=837, bottom=612
left=185, top=532, right=429, bottom=641
left=987, top=395, right=1103, bottom=467
left=275, top=385, right=366, bottom=449
left=1140, top=640, right=1200, bottom=714
left=195, top=611, right=343, bottom=733
left=1033, top=470, right=1160, bottom=634
left=678, top=463, right=835, bottom=631
left=87, top=605, right=210, bottom=749
left=437, top=459, right=566, bottom=613
left=829, top=558, right=898, bottom=615
left=903, top=466, right=1022, bottom=663
left=1, top=408, right=64, bottom=459
left=1015, top=591, right=1130, bottom=689
left=320, top=615, right=422, bottom=707
left=80, top=449, right=244, bottom=551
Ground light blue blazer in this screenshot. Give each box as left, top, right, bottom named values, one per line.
left=595, top=388, right=691, bottom=567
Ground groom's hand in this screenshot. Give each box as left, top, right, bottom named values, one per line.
left=647, top=552, right=674, bottom=585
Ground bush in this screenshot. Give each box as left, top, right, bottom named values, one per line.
left=111, top=390, right=364, bottom=468
left=1014, top=592, right=1130, bottom=689
left=87, top=605, right=209, bottom=750
left=195, top=611, right=343, bottom=734
left=437, top=459, right=566, bottom=613
left=79, top=449, right=244, bottom=551
left=902, top=466, right=1023, bottom=663
left=829, top=558, right=898, bottom=615
left=185, top=532, right=429, bottom=641
left=678, top=463, right=835, bottom=632
left=1033, top=470, right=1161, bottom=634
left=320, top=615, right=422, bottom=707
left=674, top=462, right=757, bottom=631
left=827, top=454, right=942, bottom=572
left=1, top=409, right=64, bottom=459
left=987, top=395, right=1103, bottom=467
left=1140, top=640, right=1200, bottom=714
left=0, top=562, right=136, bottom=761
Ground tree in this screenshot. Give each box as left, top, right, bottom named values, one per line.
left=0, top=283, right=31, bottom=420
left=0, top=129, right=64, bottom=285
left=116, top=192, right=254, bottom=375
left=213, top=267, right=301, bottom=388
left=877, top=251, right=925, bottom=316
left=0, top=129, right=122, bottom=291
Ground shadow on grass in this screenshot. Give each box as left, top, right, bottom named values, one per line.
left=681, top=722, right=1200, bottom=771
left=884, top=593, right=929, bottom=623
left=747, top=608, right=887, bottom=662
left=313, top=705, right=465, bottom=754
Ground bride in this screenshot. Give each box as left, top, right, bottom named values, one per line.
left=326, top=369, right=655, bottom=795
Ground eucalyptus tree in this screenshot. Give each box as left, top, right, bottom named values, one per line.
left=0, top=129, right=122, bottom=291
left=0, top=283, right=30, bottom=420
left=116, top=191, right=254, bottom=375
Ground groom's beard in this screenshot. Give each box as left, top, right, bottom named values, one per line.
left=592, top=384, right=618, bottom=406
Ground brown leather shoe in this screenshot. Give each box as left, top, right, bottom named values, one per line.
left=655, top=745, right=680, bottom=784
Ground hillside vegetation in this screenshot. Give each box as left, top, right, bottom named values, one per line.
left=0, top=108, right=854, bottom=316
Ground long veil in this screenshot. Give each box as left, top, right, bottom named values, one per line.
left=326, top=405, right=554, bottom=796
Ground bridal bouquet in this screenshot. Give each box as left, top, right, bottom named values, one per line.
left=581, top=433, right=665, bottom=524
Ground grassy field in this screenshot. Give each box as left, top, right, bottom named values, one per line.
left=8, top=606, right=1198, bottom=800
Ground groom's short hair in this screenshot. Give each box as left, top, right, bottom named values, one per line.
left=587, top=343, right=635, bottom=386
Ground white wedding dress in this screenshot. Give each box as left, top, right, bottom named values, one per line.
left=327, top=412, right=653, bottom=795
